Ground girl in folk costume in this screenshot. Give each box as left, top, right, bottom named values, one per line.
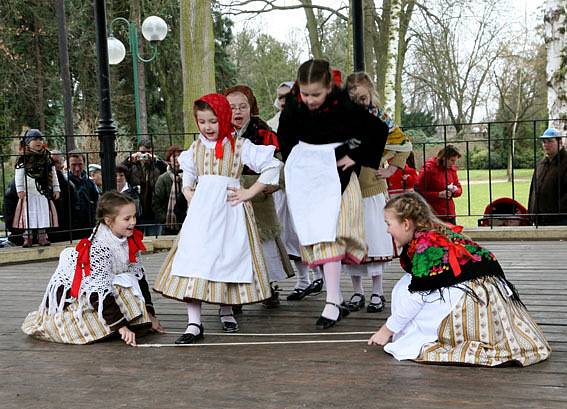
left=13, top=129, right=60, bottom=247
left=268, top=80, right=325, bottom=301
left=342, top=72, right=413, bottom=313
left=278, top=60, right=389, bottom=329
left=224, top=85, right=294, bottom=308
left=368, top=193, right=551, bottom=366
left=22, top=192, right=163, bottom=346
left=153, top=94, right=282, bottom=344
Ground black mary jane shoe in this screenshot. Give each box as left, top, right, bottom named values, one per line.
left=175, top=323, right=204, bottom=344
left=219, top=310, right=240, bottom=333
left=309, top=278, right=324, bottom=295
left=316, top=302, right=350, bottom=330
left=346, top=293, right=366, bottom=312
left=286, top=278, right=324, bottom=301
left=366, top=294, right=385, bottom=313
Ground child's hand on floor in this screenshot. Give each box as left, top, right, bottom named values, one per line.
left=368, top=324, right=393, bottom=346
left=118, top=326, right=137, bottom=347
left=149, top=314, right=165, bottom=334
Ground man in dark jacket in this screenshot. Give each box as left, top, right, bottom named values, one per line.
left=67, top=151, right=99, bottom=237
left=528, top=128, right=567, bottom=226
left=49, top=150, right=80, bottom=242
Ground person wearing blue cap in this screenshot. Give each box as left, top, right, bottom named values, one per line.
left=528, top=127, right=567, bottom=225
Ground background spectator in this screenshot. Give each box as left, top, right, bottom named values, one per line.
left=67, top=151, right=99, bottom=238
left=528, top=128, right=567, bottom=225
left=116, top=164, right=141, bottom=218
left=153, top=145, right=184, bottom=235
left=416, top=145, right=462, bottom=224
left=88, top=164, right=103, bottom=194
left=121, top=140, right=166, bottom=236
left=49, top=149, right=80, bottom=242
left=388, top=151, right=418, bottom=198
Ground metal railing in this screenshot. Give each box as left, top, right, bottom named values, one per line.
left=0, top=119, right=565, bottom=247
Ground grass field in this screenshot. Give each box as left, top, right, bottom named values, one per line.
left=454, top=169, right=533, bottom=227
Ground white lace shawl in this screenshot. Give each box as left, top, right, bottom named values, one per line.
left=39, top=224, right=145, bottom=320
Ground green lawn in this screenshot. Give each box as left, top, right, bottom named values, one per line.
left=457, top=168, right=533, bottom=182
left=454, top=179, right=531, bottom=227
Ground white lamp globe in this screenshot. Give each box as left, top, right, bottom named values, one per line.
left=142, top=16, right=168, bottom=42
left=107, top=37, right=126, bottom=65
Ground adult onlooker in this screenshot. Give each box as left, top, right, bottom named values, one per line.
left=152, top=145, right=184, bottom=235
left=387, top=151, right=418, bottom=198
left=67, top=151, right=99, bottom=237
left=267, top=81, right=294, bottom=132
left=88, top=164, right=103, bottom=194
left=49, top=149, right=80, bottom=242
left=121, top=140, right=166, bottom=236
left=416, top=145, right=462, bottom=224
left=528, top=128, right=567, bottom=226
left=116, top=164, right=141, bottom=217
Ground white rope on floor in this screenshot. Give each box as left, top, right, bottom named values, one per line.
left=163, top=331, right=375, bottom=336
left=137, top=339, right=369, bottom=347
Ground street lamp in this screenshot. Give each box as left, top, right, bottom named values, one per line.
left=107, top=16, right=168, bottom=143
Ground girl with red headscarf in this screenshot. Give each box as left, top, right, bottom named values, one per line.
left=153, top=93, right=282, bottom=344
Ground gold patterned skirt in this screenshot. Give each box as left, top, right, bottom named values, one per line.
left=153, top=202, right=272, bottom=305
left=21, top=286, right=151, bottom=345
left=300, top=173, right=367, bottom=267
left=417, top=277, right=551, bottom=367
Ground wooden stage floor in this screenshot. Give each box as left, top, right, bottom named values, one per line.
left=1, top=240, right=565, bottom=408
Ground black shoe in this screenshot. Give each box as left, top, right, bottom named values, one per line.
left=286, top=278, right=324, bottom=301
left=310, top=278, right=324, bottom=294
left=346, top=293, right=365, bottom=312
left=367, top=294, right=384, bottom=313
left=175, top=323, right=204, bottom=344
left=219, top=309, right=239, bottom=333
left=263, top=285, right=281, bottom=308
left=316, top=302, right=350, bottom=330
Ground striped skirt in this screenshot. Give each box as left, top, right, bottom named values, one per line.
left=417, top=277, right=551, bottom=367
left=300, top=173, right=367, bottom=267
left=153, top=202, right=272, bottom=305
left=21, top=286, right=151, bottom=345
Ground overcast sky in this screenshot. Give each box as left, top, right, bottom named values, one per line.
left=231, top=0, right=547, bottom=59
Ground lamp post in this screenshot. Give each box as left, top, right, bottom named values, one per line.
left=107, top=16, right=167, bottom=144
left=93, top=0, right=117, bottom=192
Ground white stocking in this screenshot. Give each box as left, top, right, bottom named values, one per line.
left=321, top=261, right=342, bottom=320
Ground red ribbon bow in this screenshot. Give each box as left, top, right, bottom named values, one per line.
left=426, top=229, right=471, bottom=277
left=70, top=238, right=92, bottom=298
left=127, top=228, right=146, bottom=262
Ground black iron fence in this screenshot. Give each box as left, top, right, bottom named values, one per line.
left=0, top=119, right=565, bottom=247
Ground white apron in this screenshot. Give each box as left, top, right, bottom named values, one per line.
left=170, top=175, right=253, bottom=283
left=284, top=142, right=342, bottom=246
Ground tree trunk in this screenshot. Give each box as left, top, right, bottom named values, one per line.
left=362, top=0, right=376, bottom=80
left=180, top=0, right=216, bottom=144
left=55, top=0, right=76, bottom=151
left=33, top=16, right=45, bottom=131
left=375, top=0, right=391, bottom=105
left=301, top=0, right=323, bottom=59
left=130, top=0, right=149, bottom=138
left=394, top=0, right=414, bottom=124
left=383, top=0, right=401, bottom=118
left=545, top=0, right=567, bottom=132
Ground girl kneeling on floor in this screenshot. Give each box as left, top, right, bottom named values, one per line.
left=22, top=191, right=163, bottom=346
left=368, top=192, right=551, bottom=366
left=153, top=93, right=281, bottom=344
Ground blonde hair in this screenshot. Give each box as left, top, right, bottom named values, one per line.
left=345, top=72, right=379, bottom=107
left=385, top=192, right=456, bottom=237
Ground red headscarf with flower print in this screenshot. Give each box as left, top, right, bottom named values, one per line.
left=194, top=93, right=235, bottom=159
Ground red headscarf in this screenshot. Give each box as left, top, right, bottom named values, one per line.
left=194, top=93, right=235, bottom=159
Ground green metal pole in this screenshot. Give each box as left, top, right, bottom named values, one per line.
left=128, top=22, right=142, bottom=144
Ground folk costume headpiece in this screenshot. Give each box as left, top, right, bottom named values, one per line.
left=224, top=85, right=259, bottom=116
left=195, top=93, right=235, bottom=160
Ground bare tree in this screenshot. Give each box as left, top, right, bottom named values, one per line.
left=545, top=0, right=567, bottom=132
left=407, top=0, right=507, bottom=134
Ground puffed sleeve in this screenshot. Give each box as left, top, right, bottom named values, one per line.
left=241, top=139, right=282, bottom=186
left=15, top=167, right=25, bottom=192
left=179, top=145, right=197, bottom=189
left=385, top=274, right=426, bottom=333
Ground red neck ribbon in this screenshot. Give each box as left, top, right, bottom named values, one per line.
left=70, top=238, right=92, bottom=298
left=127, top=228, right=146, bottom=262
